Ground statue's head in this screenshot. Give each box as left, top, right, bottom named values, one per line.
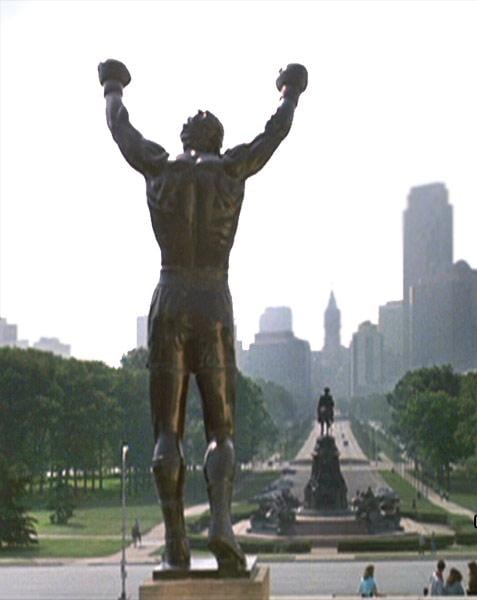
left=324, top=387, right=330, bottom=394
left=181, top=110, right=224, bottom=154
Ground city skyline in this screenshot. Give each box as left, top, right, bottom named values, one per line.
left=1, top=1, right=477, bottom=366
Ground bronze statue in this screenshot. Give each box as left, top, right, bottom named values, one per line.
left=317, top=387, right=334, bottom=437
left=98, top=59, right=307, bottom=574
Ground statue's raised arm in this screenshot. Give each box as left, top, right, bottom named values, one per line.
left=224, top=63, right=307, bottom=180
left=98, top=59, right=168, bottom=177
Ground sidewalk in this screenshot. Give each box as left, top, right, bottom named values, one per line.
left=84, top=501, right=210, bottom=565
left=392, top=466, right=474, bottom=521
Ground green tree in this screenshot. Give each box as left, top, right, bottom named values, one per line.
left=457, top=372, right=477, bottom=458
left=254, top=378, right=297, bottom=429
left=235, top=373, right=278, bottom=463
left=403, top=390, right=467, bottom=487
left=0, top=456, right=37, bottom=547
left=47, top=481, right=75, bottom=524
left=114, top=366, right=152, bottom=493
left=387, top=365, right=474, bottom=489
left=387, top=365, right=460, bottom=459
left=120, top=347, right=148, bottom=370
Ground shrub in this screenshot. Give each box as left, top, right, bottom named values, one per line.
left=400, top=510, right=449, bottom=524
left=455, top=530, right=477, bottom=545
left=187, top=534, right=311, bottom=554
left=46, top=482, right=75, bottom=525
left=337, top=533, right=454, bottom=553
left=0, top=458, right=37, bottom=548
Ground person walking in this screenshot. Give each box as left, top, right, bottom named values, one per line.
left=131, top=519, right=142, bottom=548
left=358, top=564, right=381, bottom=597
left=429, top=559, right=446, bottom=596
left=444, top=568, right=465, bottom=596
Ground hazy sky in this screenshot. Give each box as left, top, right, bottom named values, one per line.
left=1, top=0, right=477, bottom=366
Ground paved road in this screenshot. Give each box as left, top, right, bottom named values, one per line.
left=295, top=418, right=367, bottom=464
left=334, top=419, right=368, bottom=463
left=0, top=559, right=473, bottom=599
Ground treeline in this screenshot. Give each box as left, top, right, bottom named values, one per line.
left=255, top=378, right=311, bottom=459
left=0, top=347, right=148, bottom=494
left=387, top=366, right=477, bottom=489
left=0, top=347, right=287, bottom=497
left=348, top=392, right=393, bottom=429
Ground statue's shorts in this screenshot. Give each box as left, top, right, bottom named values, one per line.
left=147, top=267, right=236, bottom=374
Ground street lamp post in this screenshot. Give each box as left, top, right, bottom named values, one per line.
left=119, top=442, right=129, bottom=600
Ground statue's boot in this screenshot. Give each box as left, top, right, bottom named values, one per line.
left=207, top=479, right=246, bottom=573
left=152, top=435, right=190, bottom=569
left=204, top=438, right=246, bottom=574
left=159, top=498, right=190, bottom=568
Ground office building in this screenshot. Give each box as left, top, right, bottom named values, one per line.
left=350, top=321, right=384, bottom=398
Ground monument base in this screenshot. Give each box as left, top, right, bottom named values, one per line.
left=291, top=512, right=368, bottom=536
left=139, top=559, right=269, bottom=600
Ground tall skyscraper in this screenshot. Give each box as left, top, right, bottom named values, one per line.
left=411, top=261, right=477, bottom=371
left=403, top=182, right=453, bottom=302
left=402, top=183, right=476, bottom=371
left=403, top=183, right=453, bottom=367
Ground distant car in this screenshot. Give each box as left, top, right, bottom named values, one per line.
left=343, top=440, right=349, bottom=446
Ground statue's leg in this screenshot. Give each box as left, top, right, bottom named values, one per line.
left=196, top=367, right=246, bottom=574
left=150, top=368, right=190, bottom=568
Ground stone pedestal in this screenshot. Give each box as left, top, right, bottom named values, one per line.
left=139, top=558, right=269, bottom=600
left=291, top=511, right=368, bottom=536
left=304, top=435, right=348, bottom=511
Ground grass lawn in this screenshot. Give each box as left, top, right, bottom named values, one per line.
left=0, top=538, right=122, bottom=559
left=379, top=470, right=449, bottom=517
left=32, top=502, right=162, bottom=537
left=380, top=470, right=476, bottom=518
left=28, top=470, right=211, bottom=538
left=450, top=493, right=476, bottom=512
left=0, top=471, right=278, bottom=560
left=411, top=466, right=477, bottom=513
left=448, top=469, right=477, bottom=512
left=28, top=480, right=162, bottom=537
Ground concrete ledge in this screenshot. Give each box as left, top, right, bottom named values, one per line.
left=270, top=597, right=466, bottom=600
left=139, top=565, right=269, bottom=599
